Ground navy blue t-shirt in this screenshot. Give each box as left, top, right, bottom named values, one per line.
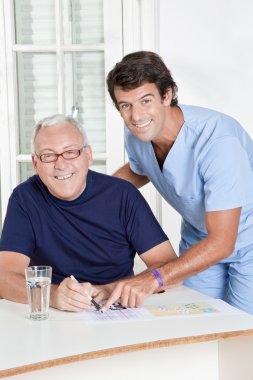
left=0, top=170, right=168, bottom=284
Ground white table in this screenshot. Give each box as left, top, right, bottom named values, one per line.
left=1, top=286, right=253, bottom=380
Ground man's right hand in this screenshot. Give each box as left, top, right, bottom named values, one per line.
left=101, top=271, right=158, bottom=312
left=51, top=277, right=95, bottom=312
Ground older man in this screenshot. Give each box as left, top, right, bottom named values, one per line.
left=0, top=114, right=177, bottom=312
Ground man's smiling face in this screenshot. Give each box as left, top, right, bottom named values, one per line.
left=114, top=82, right=172, bottom=143
left=32, top=121, right=93, bottom=201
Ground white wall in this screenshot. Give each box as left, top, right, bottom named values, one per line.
left=158, top=0, right=253, bottom=251
left=159, top=0, right=253, bottom=130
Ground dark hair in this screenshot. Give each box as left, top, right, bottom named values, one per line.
left=107, top=51, right=178, bottom=109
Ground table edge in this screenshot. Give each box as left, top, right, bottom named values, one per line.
left=1, top=329, right=253, bottom=378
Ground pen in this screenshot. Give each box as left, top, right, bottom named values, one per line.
left=70, top=275, right=103, bottom=312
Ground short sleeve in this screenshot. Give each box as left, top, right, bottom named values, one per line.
left=0, top=194, right=35, bottom=256
left=123, top=186, right=168, bottom=254
left=200, top=137, right=253, bottom=211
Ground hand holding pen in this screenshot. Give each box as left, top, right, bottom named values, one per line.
left=70, top=275, right=103, bottom=312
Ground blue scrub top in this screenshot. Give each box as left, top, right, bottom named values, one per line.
left=125, top=104, right=253, bottom=249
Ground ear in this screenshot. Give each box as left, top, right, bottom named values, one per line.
left=163, top=88, right=173, bottom=106
left=32, top=155, right=39, bottom=174
left=85, top=145, right=93, bottom=167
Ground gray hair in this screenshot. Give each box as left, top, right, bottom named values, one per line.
left=31, top=114, right=88, bottom=153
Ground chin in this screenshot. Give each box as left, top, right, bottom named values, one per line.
left=134, top=133, right=152, bottom=142
left=52, top=191, right=76, bottom=201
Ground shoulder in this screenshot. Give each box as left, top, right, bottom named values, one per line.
left=178, top=104, right=248, bottom=151
left=89, top=170, right=143, bottom=202
left=180, top=104, right=242, bottom=132
left=12, top=175, right=38, bottom=193
left=90, top=170, right=138, bottom=190
left=11, top=175, right=45, bottom=202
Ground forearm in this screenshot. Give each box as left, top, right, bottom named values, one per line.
left=102, top=209, right=240, bottom=310
left=113, top=163, right=149, bottom=189
left=123, top=236, right=230, bottom=292
left=0, top=271, right=28, bottom=304
left=157, top=235, right=233, bottom=286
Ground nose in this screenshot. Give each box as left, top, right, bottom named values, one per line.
left=131, top=104, right=144, bottom=123
left=54, top=154, right=67, bottom=170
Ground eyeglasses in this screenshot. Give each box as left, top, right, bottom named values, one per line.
left=35, top=146, right=87, bottom=163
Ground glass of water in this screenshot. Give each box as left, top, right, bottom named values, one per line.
left=25, top=266, right=52, bottom=320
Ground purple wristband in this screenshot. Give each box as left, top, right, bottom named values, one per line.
left=151, top=269, right=163, bottom=288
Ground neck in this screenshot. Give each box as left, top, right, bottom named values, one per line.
left=152, top=105, right=184, bottom=152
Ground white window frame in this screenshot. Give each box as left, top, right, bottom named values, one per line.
left=122, top=0, right=162, bottom=221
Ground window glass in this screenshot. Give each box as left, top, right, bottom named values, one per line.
left=17, top=53, right=58, bottom=155
left=90, top=161, right=106, bottom=174
left=64, top=52, right=105, bottom=154
left=14, top=0, right=56, bottom=44
left=62, top=0, right=104, bottom=45
left=19, top=162, right=35, bottom=183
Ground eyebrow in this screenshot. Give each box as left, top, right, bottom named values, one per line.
left=39, top=145, right=81, bottom=153
left=117, top=93, right=155, bottom=106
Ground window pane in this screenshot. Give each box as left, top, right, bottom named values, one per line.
left=17, top=53, right=58, bottom=155
left=64, top=52, right=105, bottom=154
left=19, top=162, right=35, bottom=183
left=14, top=0, right=56, bottom=45
left=90, top=161, right=106, bottom=174
left=62, top=0, right=104, bottom=45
